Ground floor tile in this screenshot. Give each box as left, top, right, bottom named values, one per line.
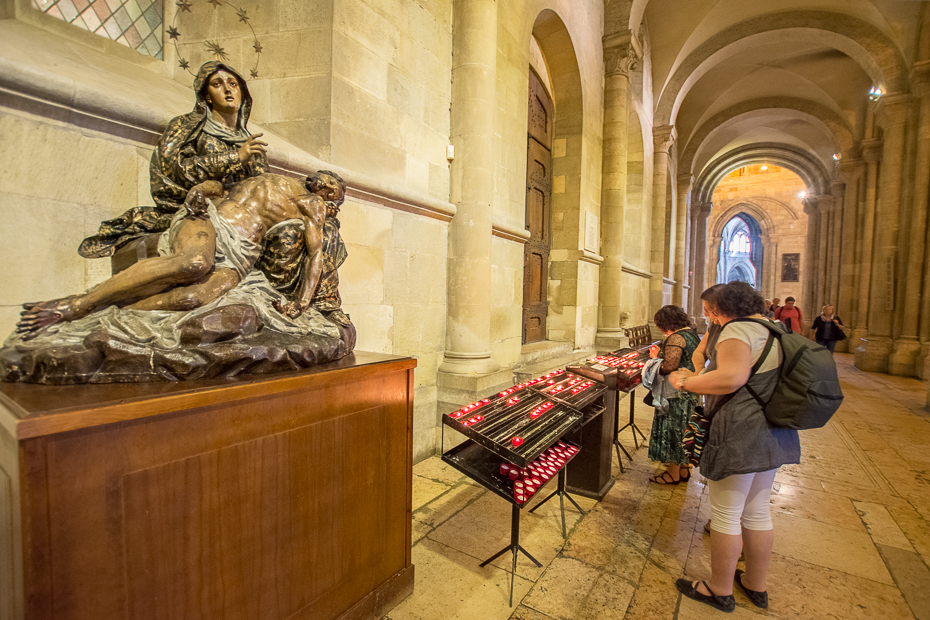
left=853, top=500, right=915, bottom=551
left=771, top=512, right=894, bottom=585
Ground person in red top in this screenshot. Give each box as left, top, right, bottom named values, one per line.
left=774, top=296, right=803, bottom=333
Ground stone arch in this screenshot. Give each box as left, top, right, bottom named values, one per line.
left=680, top=98, right=856, bottom=176
left=693, top=143, right=831, bottom=205
left=655, top=10, right=910, bottom=127
left=711, top=202, right=778, bottom=239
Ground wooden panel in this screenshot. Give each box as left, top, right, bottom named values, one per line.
left=527, top=69, right=553, bottom=148
left=0, top=462, right=13, bottom=620
left=523, top=136, right=552, bottom=344
left=5, top=356, right=414, bottom=620
left=122, top=406, right=405, bottom=620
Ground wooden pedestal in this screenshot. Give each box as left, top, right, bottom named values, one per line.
left=0, top=352, right=415, bottom=620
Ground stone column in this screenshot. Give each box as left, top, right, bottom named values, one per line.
left=836, top=159, right=864, bottom=353
left=708, top=236, right=722, bottom=291
left=760, top=233, right=773, bottom=293
left=856, top=95, right=914, bottom=373
left=815, top=194, right=834, bottom=316
left=672, top=174, right=692, bottom=306
left=650, top=126, right=676, bottom=312
left=829, top=180, right=845, bottom=306
left=914, top=63, right=930, bottom=378
left=596, top=31, right=641, bottom=351
left=851, top=140, right=882, bottom=345
left=690, top=202, right=712, bottom=317
left=802, top=198, right=820, bottom=323
left=439, top=0, right=503, bottom=381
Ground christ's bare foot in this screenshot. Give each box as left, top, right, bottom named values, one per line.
left=16, top=296, right=82, bottom=340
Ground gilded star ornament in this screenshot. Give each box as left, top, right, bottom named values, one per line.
left=176, top=0, right=192, bottom=13
left=236, top=8, right=249, bottom=23
left=205, top=40, right=229, bottom=61
left=179, top=58, right=190, bottom=70
left=253, top=40, right=263, bottom=54
left=250, top=69, right=259, bottom=79
left=166, top=26, right=181, bottom=40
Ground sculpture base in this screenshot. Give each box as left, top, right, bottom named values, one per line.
left=0, top=352, right=415, bottom=620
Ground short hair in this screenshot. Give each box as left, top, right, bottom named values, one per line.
left=700, top=283, right=726, bottom=304
left=785, top=296, right=796, bottom=303
left=715, top=282, right=766, bottom=318
left=653, top=305, right=691, bottom=332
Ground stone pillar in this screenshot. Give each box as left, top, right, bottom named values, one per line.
left=439, top=0, right=504, bottom=383
left=836, top=159, right=864, bottom=353
left=815, top=194, right=834, bottom=317
left=829, top=180, right=845, bottom=306
left=596, top=31, right=641, bottom=351
left=851, top=140, right=882, bottom=346
left=915, top=63, right=930, bottom=378
left=689, top=201, right=712, bottom=318
left=802, top=198, right=820, bottom=324
left=708, top=235, right=722, bottom=291
left=650, top=126, right=676, bottom=312
left=672, top=174, right=692, bottom=306
left=760, top=233, right=773, bottom=294
left=856, top=95, right=914, bottom=374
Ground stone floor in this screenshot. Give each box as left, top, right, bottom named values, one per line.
left=383, top=353, right=930, bottom=620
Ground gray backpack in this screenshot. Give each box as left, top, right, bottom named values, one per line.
left=730, top=318, right=844, bottom=429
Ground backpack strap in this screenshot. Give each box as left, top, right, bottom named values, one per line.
left=727, top=318, right=780, bottom=409
left=704, top=318, right=775, bottom=417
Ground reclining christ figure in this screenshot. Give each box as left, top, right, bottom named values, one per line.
left=16, top=170, right=345, bottom=340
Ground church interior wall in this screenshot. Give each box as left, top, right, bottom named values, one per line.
left=708, top=166, right=810, bottom=309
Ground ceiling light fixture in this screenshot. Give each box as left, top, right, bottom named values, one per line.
left=869, top=86, right=885, bottom=101
left=798, top=190, right=807, bottom=199
left=761, top=165, right=768, bottom=171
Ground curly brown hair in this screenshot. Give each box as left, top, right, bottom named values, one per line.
left=653, top=305, right=691, bottom=332
left=714, top=282, right=766, bottom=318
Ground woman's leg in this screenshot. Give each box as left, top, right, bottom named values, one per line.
left=699, top=473, right=756, bottom=596
left=739, top=469, right=778, bottom=591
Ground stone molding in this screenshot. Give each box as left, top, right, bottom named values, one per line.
left=603, top=30, right=642, bottom=78
left=862, top=138, right=884, bottom=163
left=653, top=125, right=677, bottom=153
left=580, top=250, right=605, bottom=265
left=0, top=19, right=456, bottom=224
left=692, top=143, right=831, bottom=204
left=491, top=218, right=531, bottom=243
left=622, top=261, right=652, bottom=279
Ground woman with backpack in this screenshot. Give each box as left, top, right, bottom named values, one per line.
left=668, top=282, right=801, bottom=613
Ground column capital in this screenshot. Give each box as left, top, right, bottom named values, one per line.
left=677, top=173, right=694, bottom=189
left=875, top=93, right=916, bottom=127
left=692, top=200, right=712, bottom=218
left=817, top=194, right=835, bottom=214
left=839, top=158, right=865, bottom=182
left=862, top=138, right=883, bottom=164
left=653, top=125, right=677, bottom=153
left=802, top=197, right=819, bottom=216
left=603, top=30, right=642, bottom=78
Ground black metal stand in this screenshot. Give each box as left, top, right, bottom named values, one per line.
left=528, top=469, right=585, bottom=538
left=479, top=503, right=542, bottom=607
left=616, top=386, right=647, bottom=450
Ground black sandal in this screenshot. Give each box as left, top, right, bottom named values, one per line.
left=735, top=569, right=768, bottom=609
left=649, top=471, right=681, bottom=485
left=675, top=579, right=735, bottom=613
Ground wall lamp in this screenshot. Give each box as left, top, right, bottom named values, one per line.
left=869, top=86, right=885, bottom=101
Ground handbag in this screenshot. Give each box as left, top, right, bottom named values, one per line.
left=681, top=405, right=710, bottom=467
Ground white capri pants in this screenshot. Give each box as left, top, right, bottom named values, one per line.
left=708, top=469, right=778, bottom=535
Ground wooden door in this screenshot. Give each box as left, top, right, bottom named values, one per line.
left=523, top=70, right=553, bottom=344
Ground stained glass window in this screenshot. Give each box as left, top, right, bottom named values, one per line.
left=32, top=0, right=164, bottom=59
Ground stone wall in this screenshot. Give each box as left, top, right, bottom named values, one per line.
left=708, top=165, right=810, bottom=312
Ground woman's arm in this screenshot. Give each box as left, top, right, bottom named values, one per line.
left=670, top=338, right=752, bottom=395
left=691, top=331, right=709, bottom=370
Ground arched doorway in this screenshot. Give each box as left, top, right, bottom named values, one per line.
left=523, top=68, right=554, bottom=344
left=717, top=213, right=763, bottom=289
